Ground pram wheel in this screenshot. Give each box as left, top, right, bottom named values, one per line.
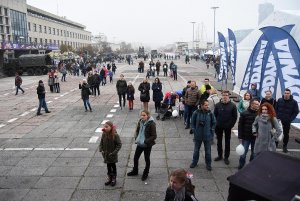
left=161, top=117, right=166, bottom=121
left=156, top=116, right=160, bottom=120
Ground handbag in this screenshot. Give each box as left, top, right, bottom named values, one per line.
left=140, top=93, right=147, bottom=100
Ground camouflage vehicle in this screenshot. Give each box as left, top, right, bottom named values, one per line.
left=3, top=54, right=52, bottom=76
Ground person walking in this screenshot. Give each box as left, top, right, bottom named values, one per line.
left=237, top=92, right=252, bottom=113
left=127, top=110, right=157, bottom=181
left=172, top=63, right=178, bottom=81
left=184, top=81, right=201, bottom=130
left=93, top=71, right=101, bottom=96
left=48, top=69, right=55, bottom=93
left=99, top=121, right=122, bottom=187
left=190, top=100, right=216, bottom=171
left=126, top=81, right=135, bottom=110
left=155, top=60, right=161, bottom=76
left=253, top=103, right=283, bottom=157
left=214, top=90, right=237, bottom=165
left=237, top=99, right=260, bottom=169
left=163, top=62, right=168, bottom=77
left=36, top=80, right=51, bottom=115
left=116, top=74, right=127, bottom=109
left=79, top=79, right=92, bottom=112
left=275, top=88, right=299, bottom=153
left=152, top=77, right=163, bottom=113
left=60, top=64, right=67, bottom=82
left=15, top=72, right=24, bottom=95
left=138, top=79, right=151, bottom=111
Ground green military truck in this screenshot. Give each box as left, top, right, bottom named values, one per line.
left=3, top=54, right=53, bottom=76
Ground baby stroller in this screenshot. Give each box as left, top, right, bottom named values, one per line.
left=156, top=92, right=177, bottom=121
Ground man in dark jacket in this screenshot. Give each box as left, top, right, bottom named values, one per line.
left=238, top=99, right=260, bottom=169
left=116, top=74, right=127, bottom=109
left=260, top=90, right=276, bottom=109
left=276, top=88, right=299, bottom=153
left=15, top=72, right=24, bottom=95
left=214, top=90, right=237, bottom=165
left=79, top=79, right=92, bottom=112
left=36, top=80, right=51, bottom=115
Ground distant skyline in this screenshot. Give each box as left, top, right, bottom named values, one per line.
left=27, top=0, right=300, bottom=48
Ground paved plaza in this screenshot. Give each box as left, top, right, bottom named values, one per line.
left=0, top=59, right=299, bottom=201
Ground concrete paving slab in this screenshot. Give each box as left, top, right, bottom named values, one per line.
left=9, top=166, right=49, bottom=176
left=121, top=191, right=165, bottom=201
left=0, top=176, right=40, bottom=188
left=0, top=189, right=30, bottom=201
left=123, top=178, right=166, bottom=192
left=70, top=189, right=121, bottom=201
left=43, top=166, right=86, bottom=177
left=22, top=189, right=74, bottom=201
left=33, top=176, right=81, bottom=189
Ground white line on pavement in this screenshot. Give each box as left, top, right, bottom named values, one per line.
left=132, top=74, right=139, bottom=84
left=60, top=94, right=64, bottom=97
left=30, top=108, right=37, bottom=112
left=65, top=148, right=89, bottom=151
left=54, top=97, right=59, bottom=100
left=34, top=148, right=65, bottom=151
left=7, top=118, right=18, bottom=123
left=95, top=128, right=103, bottom=133
left=106, top=114, right=113, bottom=118
left=113, top=105, right=119, bottom=108
left=20, top=111, right=30, bottom=117
left=4, top=148, right=33, bottom=151
left=232, top=130, right=238, bottom=137
left=88, top=136, right=99, bottom=143
left=110, top=109, right=117, bottom=112
left=46, top=101, right=53, bottom=104
left=3, top=93, right=9, bottom=96
left=276, top=148, right=300, bottom=152
left=0, top=124, right=5, bottom=128
left=178, top=73, right=187, bottom=83
left=63, top=92, right=69, bottom=95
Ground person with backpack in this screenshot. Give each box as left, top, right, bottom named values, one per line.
left=79, top=79, right=92, bottom=112
left=15, top=72, right=24, bottom=95
left=189, top=100, right=216, bottom=171
left=165, top=168, right=198, bottom=201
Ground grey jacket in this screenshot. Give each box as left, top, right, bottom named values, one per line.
left=252, top=115, right=282, bottom=155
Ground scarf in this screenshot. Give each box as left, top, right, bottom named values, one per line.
left=243, top=100, right=250, bottom=110
left=135, top=121, right=146, bottom=147
left=174, top=187, right=186, bottom=201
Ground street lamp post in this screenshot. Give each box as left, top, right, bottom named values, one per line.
left=211, top=6, right=219, bottom=48
left=190, top=21, right=196, bottom=52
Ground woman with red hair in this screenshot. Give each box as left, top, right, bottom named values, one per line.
left=252, top=103, right=282, bottom=157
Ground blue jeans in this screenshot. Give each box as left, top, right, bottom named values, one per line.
left=37, top=98, right=48, bottom=113
left=186, top=105, right=197, bottom=127
left=239, top=139, right=255, bottom=168
left=83, top=98, right=92, bottom=110
left=183, top=104, right=188, bottom=124
left=192, top=139, right=211, bottom=166
left=15, top=85, right=24, bottom=95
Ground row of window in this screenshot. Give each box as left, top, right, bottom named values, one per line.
left=0, top=7, right=9, bottom=16
left=28, top=22, right=90, bottom=41
left=28, top=37, right=86, bottom=48
left=0, top=25, right=9, bottom=34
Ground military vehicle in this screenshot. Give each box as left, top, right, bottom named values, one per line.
left=3, top=54, right=52, bottom=76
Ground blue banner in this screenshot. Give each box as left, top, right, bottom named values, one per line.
left=228, top=29, right=237, bottom=86
left=259, top=25, right=294, bottom=99
left=260, top=25, right=300, bottom=123
left=217, top=32, right=229, bottom=82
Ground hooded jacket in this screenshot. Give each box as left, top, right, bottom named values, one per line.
left=135, top=116, right=157, bottom=147
left=79, top=83, right=90, bottom=99
left=191, top=109, right=216, bottom=141
left=99, top=132, right=122, bottom=164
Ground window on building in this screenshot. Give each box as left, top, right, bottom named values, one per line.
left=5, top=17, right=9, bottom=25
left=61, top=30, right=63, bottom=36
left=1, top=35, right=5, bottom=42
left=57, top=29, right=59, bottom=36
left=40, top=38, right=42, bottom=44
left=28, top=22, right=31, bottom=31
left=29, top=37, right=32, bottom=43
left=0, top=17, right=3, bottom=24
left=44, top=26, right=46, bottom=33
left=6, top=26, right=9, bottom=34
left=64, top=30, right=66, bottom=37
left=34, top=38, right=37, bottom=43
left=53, top=28, right=55, bottom=35
left=33, top=23, right=37, bottom=32
left=45, top=39, right=47, bottom=44
left=39, top=25, right=42, bottom=33
left=4, top=8, right=8, bottom=16
left=7, top=35, right=11, bottom=42
left=49, top=39, right=52, bottom=44
left=0, top=26, right=3, bottom=33
left=69, top=31, right=72, bottom=38
left=48, top=27, right=51, bottom=34
left=53, top=40, right=56, bottom=44
left=57, top=40, right=59, bottom=45
left=0, top=7, right=2, bottom=15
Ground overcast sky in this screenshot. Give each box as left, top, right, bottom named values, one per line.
left=27, top=0, right=300, bottom=48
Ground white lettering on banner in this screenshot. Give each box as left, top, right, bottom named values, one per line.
left=250, top=40, right=268, bottom=90
left=219, top=42, right=225, bottom=80
left=274, top=38, right=300, bottom=121
left=219, top=42, right=227, bottom=80
left=260, top=52, right=277, bottom=97
left=229, top=40, right=236, bottom=83
left=242, top=60, right=252, bottom=88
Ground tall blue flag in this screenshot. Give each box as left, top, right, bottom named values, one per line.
left=260, top=26, right=300, bottom=123
left=228, top=29, right=237, bottom=86
left=217, top=32, right=229, bottom=82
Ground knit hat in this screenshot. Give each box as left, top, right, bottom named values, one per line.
left=39, top=80, right=43, bottom=83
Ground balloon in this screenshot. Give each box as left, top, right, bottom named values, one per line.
left=172, top=110, right=178, bottom=117
left=236, top=144, right=245, bottom=156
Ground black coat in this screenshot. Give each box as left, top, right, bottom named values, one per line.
left=138, top=82, right=150, bottom=102
left=135, top=117, right=157, bottom=147
left=37, top=84, right=46, bottom=99
left=276, top=95, right=299, bottom=123
left=214, top=100, right=237, bottom=129
left=238, top=108, right=257, bottom=140
left=164, top=187, right=195, bottom=201
left=126, top=85, right=135, bottom=100
left=116, top=79, right=127, bottom=95
left=261, top=98, right=276, bottom=109
left=79, top=83, right=90, bottom=99
left=152, top=82, right=163, bottom=102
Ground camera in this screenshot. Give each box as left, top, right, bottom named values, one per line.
left=198, top=121, right=205, bottom=127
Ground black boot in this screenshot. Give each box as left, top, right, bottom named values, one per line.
left=127, top=169, right=138, bottom=176
left=105, top=175, right=112, bottom=186
left=141, top=171, right=148, bottom=181
left=111, top=176, right=116, bottom=186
